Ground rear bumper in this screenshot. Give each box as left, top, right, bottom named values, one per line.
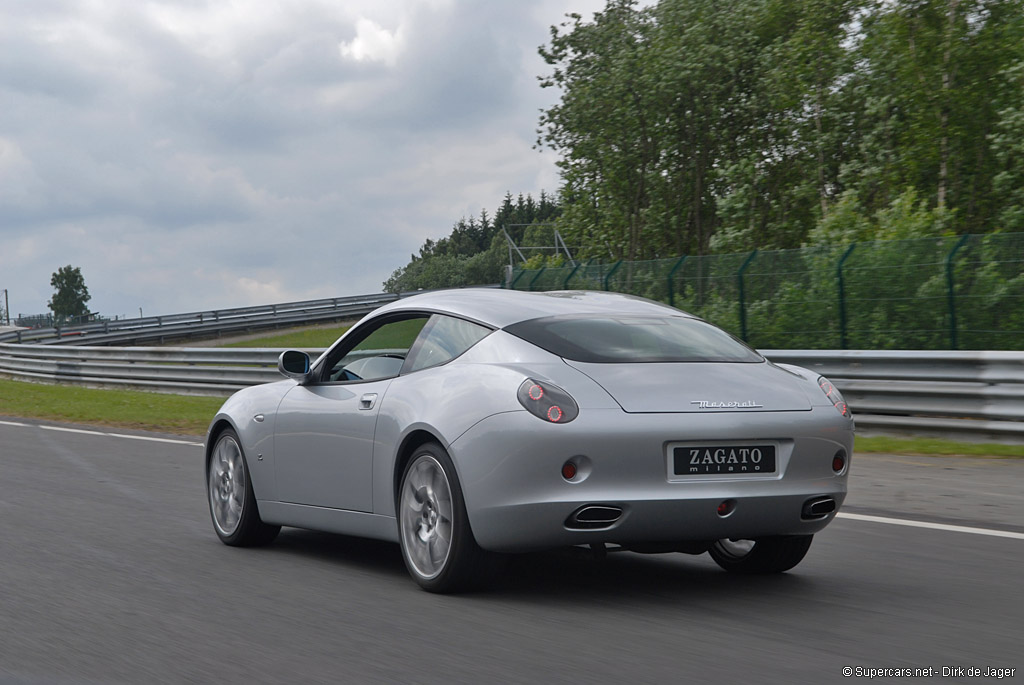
left=449, top=408, right=853, bottom=552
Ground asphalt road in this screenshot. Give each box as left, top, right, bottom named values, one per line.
left=0, top=418, right=1021, bottom=684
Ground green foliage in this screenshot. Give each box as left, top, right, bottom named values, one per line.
left=992, top=61, right=1024, bottom=232
left=383, top=192, right=560, bottom=293
left=805, top=191, right=874, bottom=246
left=48, top=265, right=91, bottom=325
left=537, top=0, right=1024, bottom=258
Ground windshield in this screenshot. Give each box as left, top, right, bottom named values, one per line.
left=505, top=315, right=763, bottom=364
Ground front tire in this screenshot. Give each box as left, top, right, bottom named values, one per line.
left=398, top=443, right=486, bottom=593
left=207, top=429, right=280, bottom=547
left=708, top=535, right=813, bottom=574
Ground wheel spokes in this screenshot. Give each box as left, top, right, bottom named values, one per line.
left=400, top=455, right=455, bottom=580
left=209, top=435, right=245, bottom=537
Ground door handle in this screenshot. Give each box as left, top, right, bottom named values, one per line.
left=359, top=393, right=378, bottom=410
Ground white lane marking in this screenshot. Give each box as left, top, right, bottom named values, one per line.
left=11, top=422, right=203, bottom=447
left=106, top=432, right=205, bottom=446
left=838, top=512, right=1024, bottom=540
left=39, top=425, right=103, bottom=436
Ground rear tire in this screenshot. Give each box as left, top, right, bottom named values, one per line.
left=207, top=429, right=280, bottom=547
left=708, top=535, right=813, bottom=574
left=398, top=442, right=488, bottom=593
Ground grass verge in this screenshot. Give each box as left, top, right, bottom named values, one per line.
left=220, top=319, right=424, bottom=350
left=0, top=378, right=222, bottom=436
left=221, top=324, right=351, bottom=348
left=855, top=435, right=1024, bottom=458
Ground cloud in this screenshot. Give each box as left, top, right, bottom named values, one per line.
left=0, top=0, right=615, bottom=319
left=339, top=18, right=404, bottom=66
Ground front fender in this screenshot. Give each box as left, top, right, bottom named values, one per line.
left=204, top=380, right=296, bottom=502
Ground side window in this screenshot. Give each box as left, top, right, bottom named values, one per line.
left=405, top=315, right=491, bottom=373
left=325, top=316, right=428, bottom=382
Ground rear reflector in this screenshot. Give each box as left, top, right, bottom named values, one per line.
left=832, top=450, right=847, bottom=473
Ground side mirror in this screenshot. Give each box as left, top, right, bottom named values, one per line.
left=278, top=350, right=311, bottom=381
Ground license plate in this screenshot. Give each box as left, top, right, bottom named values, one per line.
left=672, top=445, right=777, bottom=475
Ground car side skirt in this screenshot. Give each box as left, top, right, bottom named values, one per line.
left=258, top=501, right=399, bottom=543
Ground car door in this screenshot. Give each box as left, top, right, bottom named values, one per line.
left=272, top=315, right=429, bottom=512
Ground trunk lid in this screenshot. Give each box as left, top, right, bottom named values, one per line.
left=565, top=360, right=812, bottom=413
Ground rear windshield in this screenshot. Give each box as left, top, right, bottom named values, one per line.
left=505, top=315, right=763, bottom=363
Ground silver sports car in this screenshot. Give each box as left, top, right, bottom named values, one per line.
left=206, top=289, right=854, bottom=592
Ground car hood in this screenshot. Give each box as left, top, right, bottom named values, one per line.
left=564, top=360, right=812, bottom=413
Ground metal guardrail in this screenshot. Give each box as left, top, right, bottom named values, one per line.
left=2, top=344, right=1023, bottom=442
left=765, top=350, right=1024, bottom=441
left=0, top=343, right=298, bottom=395
left=0, top=293, right=399, bottom=346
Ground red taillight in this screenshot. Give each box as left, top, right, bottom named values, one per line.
left=818, top=376, right=851, bottom=418
left=717, top=499, right=736, bottom=517
left=561, top=461, right=577, bottom=480
left=517, top=378, right=579, bottom=423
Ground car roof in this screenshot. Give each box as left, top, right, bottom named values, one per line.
left=374, top=289, right=691, bottom=329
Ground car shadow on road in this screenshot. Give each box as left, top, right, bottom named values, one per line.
left=265, top=529, right=819, bottom=603
left=488, top=547, right=816, bottom=603
left=267, top=528, right=409, bottom=580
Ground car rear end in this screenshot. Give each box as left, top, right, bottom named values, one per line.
left=450, top=313, right=854, bottom=553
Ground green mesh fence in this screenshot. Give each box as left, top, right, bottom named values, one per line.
left=507, top=232, right=1024, bottom=350
left=956, top=233, right=1024, bottom=350
left=840, top=237, right=960, bottom=350
left=742, top=246, right=846, bottom=349
left=604, top=257, right=680, bottom=302
left=669, top=253, right=750, bottom=336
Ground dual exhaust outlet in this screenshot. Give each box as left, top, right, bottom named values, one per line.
left=801, top=496, right=836, bottom=519
left=566, top=505, right=623, bottom=530
left=565, top=496, right=836, bottom=530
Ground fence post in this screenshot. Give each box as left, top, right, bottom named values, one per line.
left=562, top=260, right=583, bottom=290
left=528, top=266, right=547, bottom=291
left=603, top=260, right=623, bottom=291
left=666, top=255, right=687, bottom=308
left=509, top=268, right=527, bottom=290
left=945, top=234, right=971, bottom=350
left=737, top=250, right=758, bottom=342
left=837, top=244, right=857, bottom=349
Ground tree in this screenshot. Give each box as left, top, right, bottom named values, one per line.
left=48, top=265, right=91, bottom=325
left=539, top=0, right=862, bottom=259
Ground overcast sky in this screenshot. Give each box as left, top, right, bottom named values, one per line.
left=0, top=0, right=615, bottom=319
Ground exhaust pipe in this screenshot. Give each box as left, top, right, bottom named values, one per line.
left=566, top=505, right=623, bottom=529
left=802, top=496, right=836, bottom=519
